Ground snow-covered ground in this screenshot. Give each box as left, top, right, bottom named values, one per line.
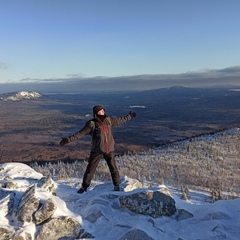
left=1, top=162, right=240, bottom=239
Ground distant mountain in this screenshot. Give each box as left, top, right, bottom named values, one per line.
left=0, top=91, right=43, bottom=101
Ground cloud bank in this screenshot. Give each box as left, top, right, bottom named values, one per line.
left=1, top=66, right=240, bottom=94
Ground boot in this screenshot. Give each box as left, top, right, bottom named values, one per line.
left=114, top=185, right=120, bottom=191
left=77, top=187, right=87, bottom=194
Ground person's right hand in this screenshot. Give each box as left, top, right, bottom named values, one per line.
left=129, top=111, right=137, bottom=118
left=59, top=138, right=69, bottom=146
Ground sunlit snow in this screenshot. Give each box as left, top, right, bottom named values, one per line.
left=0, top=162, right=240, bottom=239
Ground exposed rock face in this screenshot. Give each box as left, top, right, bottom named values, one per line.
left=0, top=170, right=81, bottom=240
left=0, top=227, right=31, bottom=240
left=37, top=176, right=56, bottom=195
left=0, top=190, right=15, bottom=216
left=35, top=216, right=81, bottom=240
left=16, top=185, right=40, bottom=223
left=0, top=227, right=14, bottom=240
left=33, top=198, right=57, bottom=225
left=119, top=189, right=176, bottom=218
left=2, top=181, right=18, bottom=189
left=12, top=229, right=32, bottom=240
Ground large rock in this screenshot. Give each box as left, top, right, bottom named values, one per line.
left=35, top=216, right=81, bottom=240
left=33, top=198, right=57, bottom=225
left=37, top=176, right=56, bottom=196
left=16, top=185, right=40, bottom=223
left=2, top=181, right=18, bottom=189
left=0, top=190, right=15, bottom=216
left=12, top=229, right=32, bottom=240
left=119, top=189, right=176, bottom=218
left=0, top=227, right=14, bottom=240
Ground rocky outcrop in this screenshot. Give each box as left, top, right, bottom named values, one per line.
left=0, top=163, right=180, bottom=240
left=0, top=190, right=15, bottom=216
left=1, top=181, right=18, bottom=189
left=37, top=175, right=56, bottom=195
left=16, top=185, right=40, bottom=223
left=0, top=175, right=80, bottom=240
left=33, top=198, right=57, bottom=225
left=119, top=188, right=176, bottom=218
left=35, top=216, right=80, bottom=240
left=0, top=227, right=14, bottom=240
left=12, top=229, right=32, bottom=240
left=0, top=227, right=31, bottom=240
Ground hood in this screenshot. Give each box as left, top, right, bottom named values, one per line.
left=93, top=105, right=105, bottom=116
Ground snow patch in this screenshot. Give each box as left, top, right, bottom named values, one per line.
left=129, top=105, right=146, bottom=108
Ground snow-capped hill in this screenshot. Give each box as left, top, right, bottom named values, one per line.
left=0, top=91, right=42, bottom=101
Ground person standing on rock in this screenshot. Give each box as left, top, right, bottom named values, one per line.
left=60, top=105, right=137, bottom=193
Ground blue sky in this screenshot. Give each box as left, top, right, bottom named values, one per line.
left=1, top=0, right=240, bottom=84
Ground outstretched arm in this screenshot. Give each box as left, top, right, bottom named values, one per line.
left=110, top=111, right=137, bottom=127
left=59, top=120, right=92, bottom=146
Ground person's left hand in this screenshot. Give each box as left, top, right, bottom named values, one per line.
left=59, top=137, right=69, bottom=146
left=129, top=111, right=137, bottom=118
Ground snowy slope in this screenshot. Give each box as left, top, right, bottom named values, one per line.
left=0, top=162, right=240, bottom=240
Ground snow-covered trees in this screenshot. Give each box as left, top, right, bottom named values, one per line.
left=31, top=128, right=240, bottom=200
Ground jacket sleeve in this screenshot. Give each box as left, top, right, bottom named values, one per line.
left=110, top=113, right=133, bottom=127
left=67, top=120, right=92, bottom=142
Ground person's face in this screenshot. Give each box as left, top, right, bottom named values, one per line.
left=97, top=109, right=105, bottom=115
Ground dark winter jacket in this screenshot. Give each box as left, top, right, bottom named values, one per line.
left=66, top=113, right=133, bottom=154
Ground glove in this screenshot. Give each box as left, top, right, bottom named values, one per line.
left=60, top=137, right=69, bottom=146
left=129, top=111, right=137, bottom=118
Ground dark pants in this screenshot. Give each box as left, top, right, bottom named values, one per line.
left=82, top=151, right=120, bottom=189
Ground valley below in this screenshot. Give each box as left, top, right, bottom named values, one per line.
left=1, top=86, right=240, bottom=164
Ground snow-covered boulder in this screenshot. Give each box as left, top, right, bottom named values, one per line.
left=16, top=185, right=40, bottom=223
left=0, top=163, right=82, bottom=240
left=119, top=188, right=176, bottom=218
left=33, top=198, right=57, bottom=225
left=0, top=227, right=14, bottom=240
left=35, top=216, right=80, bottom=240
left=0, top=190, right=15, bottom=216
left=37, top=176, right=56, bottom=196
